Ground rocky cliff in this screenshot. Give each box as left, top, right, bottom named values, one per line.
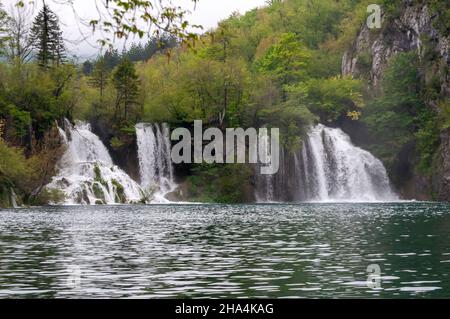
left=342, top=0, right=450, bottom=200
left=90, top=118, right=141, bottom=182
left=343, top=1, right=449, bottom=89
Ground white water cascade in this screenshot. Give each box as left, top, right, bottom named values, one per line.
left=256, top=124, right=398, bottom=202
left=135, top=123, right=176, bottom=201
left=10, top=189, right=18, bottom=208
left=46, top=120, right=145, bottom=205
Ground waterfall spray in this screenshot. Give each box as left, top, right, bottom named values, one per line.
left=135, top=123, right=176, bottom=201
left=255, top=124, right=398, bottom=202
left=46, top=120, right=144, bottom=205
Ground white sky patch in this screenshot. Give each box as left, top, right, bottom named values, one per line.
left=2, top=0, right=266, bottom=60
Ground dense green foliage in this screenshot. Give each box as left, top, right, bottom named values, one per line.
left=82, top=35, right=178, bottom=75
left=0, top=0, right=448, bottom=204
left=187, top=164, right=253, bottom=203
left=0, top=120, right=64, bottom=207
left=0, top=125, right=33, bottom=206
left=112, top=58, right=140, bottom=122
left=363, top=52, right=441, bottom=177
left=136, top=0, right=367, bottom=137
left=127, top=0, right=370, bottom=202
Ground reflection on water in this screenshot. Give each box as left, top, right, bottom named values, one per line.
left=0, top=202, right=450, bottom=298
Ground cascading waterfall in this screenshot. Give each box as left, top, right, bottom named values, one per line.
left=255, top=133, right=275, bottom=202
left=305, top=124, right=398, bottom=201
left=255, top=124, right=398, bottom=202
left=45, top=120, right=395, bottom=204
left=135, top=123, right=176, bottom=201
left=46, top=120, right=145, bottom=205
left=10, top=189, right=18, bottom=208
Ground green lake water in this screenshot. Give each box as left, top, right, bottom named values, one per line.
left=1, top=202, right=450, bottom=298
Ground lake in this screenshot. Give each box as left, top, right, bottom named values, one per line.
left=0, top=202, right=450, bottom=298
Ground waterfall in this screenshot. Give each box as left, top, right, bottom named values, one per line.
left=135, top=123, right=176, bottom=201
left=255, top=124, right=398, bottom=202
left=46, top=120, right=145, bottom=205
left=255, top=133, right=275, bottom=202
left=10, top=189, right=18, bottom=208
left=303, top=124, right=398, bottom=201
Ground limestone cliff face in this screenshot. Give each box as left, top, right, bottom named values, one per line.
left=90, top=118, right=141, bottom=183
left=341, top=0, right=450, bottom=200
left=343, top=1, right=449, bottom=90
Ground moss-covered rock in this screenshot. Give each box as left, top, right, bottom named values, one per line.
left=92, top=182, right=106, bottom=203
left=93, top=164, right=107, bottom=186
left=112, top=179, right=126, bottom=203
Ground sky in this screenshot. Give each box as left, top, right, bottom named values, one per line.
left=2, top=0, right=267, bottom=60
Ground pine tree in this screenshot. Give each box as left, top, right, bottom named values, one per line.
left=103, top=49, right=120, bottom=71
left=112, top=58, right=140, bottom=121
left=82, top=60, right=93, bottom=75
left=30, top=3, right=66, bottom=67
left=89, top=57, right=109, bottom=111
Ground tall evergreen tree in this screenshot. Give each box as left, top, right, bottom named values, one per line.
left=89, top=57, right=109, bottom=111
left=82, top=60, right=93, bottom=75
left=30, top=3, right=65, bottom=67
left=102, top=49, right=120, bottom=71
left=112, top=58, right=140, bottom=121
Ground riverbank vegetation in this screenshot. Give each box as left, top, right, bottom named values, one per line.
left=0, top=0, right=449, bottom=205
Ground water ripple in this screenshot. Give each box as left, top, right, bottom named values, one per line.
left=0, top=202, right=449, bottom=298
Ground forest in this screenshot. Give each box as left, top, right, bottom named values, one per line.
left=0, top=0, right=449, bottom=206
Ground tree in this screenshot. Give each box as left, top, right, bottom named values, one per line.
left=89, top=57, right=109, bottom=111
left=112, top=59, right=140, bottom=121
left=181, top=55, right=250, bottom=129
left=0, top=2, right=8, bottom=55
left=3, top=4, right=33, bottom=64
left=127, top=43, right=142, bottom=62
left=289, top=76, right=364, bottom=123
left=255, top=33, right=311, bottom=99
left=103, top=49, right=121, bottom=71
left=0, top=132, right=34, bottom=207
left=82, top=60, right=93, bottom=75
left=363, top=52, right=439, bottom=174
left=206, top=23, right=237, bottom=62
left=30, top=3, right=65, bottom=67
left=16, top=0, right=202, bottom=48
